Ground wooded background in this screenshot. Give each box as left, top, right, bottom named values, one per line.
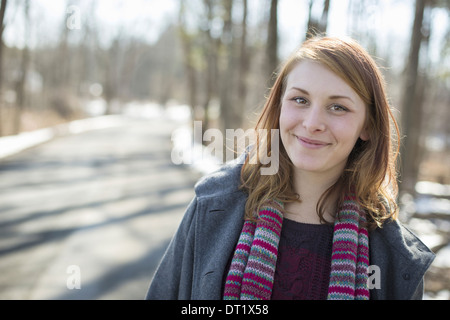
left=0, top=0, right=449, bottom=198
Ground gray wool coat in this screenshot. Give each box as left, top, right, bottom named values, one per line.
left=146, top=158, right=435, bottom=300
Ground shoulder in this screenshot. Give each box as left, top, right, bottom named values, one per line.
left=371, top=219, right=434, bottom=261
left=369, top=218, right=435, bottom=299
left=194, top=156, right=244, bottom=199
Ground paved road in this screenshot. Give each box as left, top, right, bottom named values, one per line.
left=0, top=116, right=200, bottom=299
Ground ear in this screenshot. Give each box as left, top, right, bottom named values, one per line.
left=359, top=127, right=369, bottom=141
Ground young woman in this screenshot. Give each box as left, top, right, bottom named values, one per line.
left=146, top=36, right=435, bottom=300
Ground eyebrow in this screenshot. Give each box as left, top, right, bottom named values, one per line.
left=289, top=87, right=355, bottom=104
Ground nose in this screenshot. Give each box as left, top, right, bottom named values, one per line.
left=302, top=106, right=326, bottom=134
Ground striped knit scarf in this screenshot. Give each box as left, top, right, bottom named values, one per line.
left=223, top=195, right=370, bottom=300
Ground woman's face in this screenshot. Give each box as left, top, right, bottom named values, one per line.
left=279, top=60, right=369, bottom=178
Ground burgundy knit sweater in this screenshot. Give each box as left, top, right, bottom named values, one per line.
left=271, top=219, right=334, bottom=300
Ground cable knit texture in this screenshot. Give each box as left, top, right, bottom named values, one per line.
left=271, top=219, right=334, bottom=300
left=223, top=195, right=370, bottom=300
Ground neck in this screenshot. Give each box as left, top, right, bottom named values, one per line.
left=295, top=168, right=341, bottom=200
left=284, top=169, right=341, bottom=224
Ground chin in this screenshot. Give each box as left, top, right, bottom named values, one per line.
left=291, top=161, right=324, bottom=173
left=290, top=156, right=347, bottom=176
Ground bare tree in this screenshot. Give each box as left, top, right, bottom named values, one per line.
left=237, top=0, right=249, bottom=128
left=320, top=0, right=331, bottom=31
left=13, top=0, right=30, bottom=134
left=178, top=0, right=198, bottom=122
left=306, top=0, right=331, bottom=38
left=219, top=0, right=235, bottom=134
left=0, top=0, right=8, bottom=136
left=399, top=0, right=428, bottom=195
left=266, top=0, right=278, bottom=84
left=200, top=0, right=219, bottom=133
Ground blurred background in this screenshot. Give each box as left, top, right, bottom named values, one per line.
left=0, top=0, right=448, bottom=300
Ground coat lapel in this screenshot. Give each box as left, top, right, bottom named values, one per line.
left=369, top=220, right=435, bottom=299
left=192, top=191, right=247, bottom=299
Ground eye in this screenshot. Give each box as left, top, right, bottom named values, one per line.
left=291, top=97, right=308, bottom=105
left=329, top=104, right=349, bottom=112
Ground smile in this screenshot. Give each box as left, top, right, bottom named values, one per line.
left=295, top=135, right=331, bottom=149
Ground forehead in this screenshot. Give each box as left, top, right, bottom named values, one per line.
left=285, top=60, right=359, bottom=98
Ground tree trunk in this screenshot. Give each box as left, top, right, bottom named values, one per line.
left=399, top=0, right=427, bottom=195
left=201, top=0, right=219, bottom=134
left=237, top=0, right=249, bottom=129
left=266, top=0, right=278, bottom=86
left=178, top=0, right=198, bottom=122
left=306, top=0, right=330, bottom=38
left=320, top=0, right=331, bottom=33
left=13, top=0, right=30, bottom=134
left=306, top=0, right=315, bottom=37
left=219, top=0, right=234, bottom=130
left=0, top=0, right=8, bottom=136
left=219, top=0, right=235, bottom=161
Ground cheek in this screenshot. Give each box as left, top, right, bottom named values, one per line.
left=279, top=103, right=296, bottom=132
left=279, top=104, right=293, bottom=148
left=331, top=120, right=364, bottom=147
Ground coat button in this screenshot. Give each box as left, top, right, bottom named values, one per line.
left=402, top=273, right=410, bottom=280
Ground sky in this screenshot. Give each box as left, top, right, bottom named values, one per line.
left=3, top=0, right=448, bottom=68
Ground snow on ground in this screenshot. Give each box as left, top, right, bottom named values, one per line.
left=0, top=115, right=128, bottom=160
left=0, top=102, right=220, bottom=176
left=0, top=127, right=55, bottom=159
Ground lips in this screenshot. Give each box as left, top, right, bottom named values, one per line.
left=295, top=135, right=331, bottom=149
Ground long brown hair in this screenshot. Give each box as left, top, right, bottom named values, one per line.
left=241, top=36, right=400, bottom=230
